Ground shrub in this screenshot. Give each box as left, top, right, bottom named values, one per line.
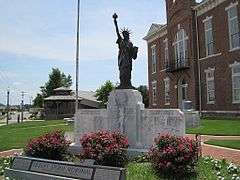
left=80, top=130, right=129, bottom=167
left=148, top=134, right=199, bottom=178
left=24, top=130, right=70, bottom=160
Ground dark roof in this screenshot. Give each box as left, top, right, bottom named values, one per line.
left=44, top=90, right=100, bottom=108
left=44, top=90, right=98, bottom=102
left=44, top=95, right=79, bottom=101
left=53, top=87, right=71, bottom=91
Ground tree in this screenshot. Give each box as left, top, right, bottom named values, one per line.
left=137, top=85, right=149, bottom=108
left=33, top=93, right=44, bottom=108
left=41, top=68, right=72, bottom=97
left=95, top=81, right=115, bottom=107
left=33, top=68, right=72, bottom=107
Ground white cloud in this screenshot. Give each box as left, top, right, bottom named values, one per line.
left=0, top=30, right=75, bottom=61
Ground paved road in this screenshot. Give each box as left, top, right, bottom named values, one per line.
left=0, top=111, right=31, bottom=125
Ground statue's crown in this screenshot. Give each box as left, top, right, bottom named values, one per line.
left=121, top=27, right=131, bottom=35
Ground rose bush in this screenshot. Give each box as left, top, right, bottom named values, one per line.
left=148, top=134, right=199, bottom=178
left=24, top=130, right=70, bottom=160
left=80, top=130, right=129, bottom=167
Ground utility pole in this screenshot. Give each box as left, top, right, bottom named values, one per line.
left=75, top=0, right=80, bottom=114
left=6, top=88, right=10, bottom=125
left=21, top=91, right=26, bottom=122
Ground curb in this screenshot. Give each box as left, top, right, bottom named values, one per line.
left=203, top=143, right=240, bottom=152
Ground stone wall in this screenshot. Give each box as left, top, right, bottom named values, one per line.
left=138, top=109, right=185, bottom=148
left=73, top=90, right=186, bottom=149
left=74, top=109, right=107, bottom=145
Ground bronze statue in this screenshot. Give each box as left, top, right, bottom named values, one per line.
left=113, top=13, right=138, bottom=89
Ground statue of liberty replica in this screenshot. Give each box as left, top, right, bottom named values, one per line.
left=113, top=13, right=138, bottom=89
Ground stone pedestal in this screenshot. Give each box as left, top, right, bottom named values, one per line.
left=107, top=89, right=144, bottom=148
left=70, top=89, right=185, bottom=155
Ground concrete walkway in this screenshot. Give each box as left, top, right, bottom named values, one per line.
left=187, top=134, right=240, bottom=142
left=0, top=149, right=22, bottom=158
left=202, top=144, right=240, bottom=165
left=187, top=134, right=240, bottom=164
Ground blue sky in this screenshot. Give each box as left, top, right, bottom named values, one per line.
left=0, top=0, right=167, bottom=105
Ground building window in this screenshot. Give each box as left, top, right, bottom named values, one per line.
left=226, top=3, right=240, bottom=50
left=205, top=68, right=215, bottom=104
left=164, top=39, right=169, bottom=69
left=164, top=77, right=170, bottom=105
left=173, top=28, right=188, bottom=66
left=203, top=16, right=214, bottom=56
left=230, top=61, right=240, bottom=103
left=152, top=81, right=157, bottom=105
left=151, top=45, right=157, bottom=73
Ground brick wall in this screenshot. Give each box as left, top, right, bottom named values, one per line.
left=146, top=0, right=240, bottom=115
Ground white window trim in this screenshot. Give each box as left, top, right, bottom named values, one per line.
left=164, top=77, right=170, bottom=105
left=225, top=2, right=238, bottom=11
left=203, top=16, right=214, bottom=57
left=164, top=38, right=169, bottom=70
left=152, top=80, right=157, bottom=106
left=204, top=67, right=215, bottom=104
left=229, top=47, right=240, bottom=52
left=226, top=3, right=240, bottom=50
left=230, top=61, right=240, bottom=104
left=202, top=16, right=213, bottom=23
left=199, top=53, right=222, bottom=61
left=172, top=29, right=188, bottom=64
left=151, top=45, right=157, bottom=74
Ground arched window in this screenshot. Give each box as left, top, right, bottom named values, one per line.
left=173, top=29, right=188, bottom=66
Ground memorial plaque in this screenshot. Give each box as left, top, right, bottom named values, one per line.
left=31, top=161, right=93, bottom=179
left=11, top=157, right=32, bottom=171
left=5, top=156, right=126, bottom=180
left=77, top=159, right=95, bottom=166
left=94, top=168, right=121, bottom=180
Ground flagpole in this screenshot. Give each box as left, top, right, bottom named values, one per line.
left=75, top=0, right=80, bottom=114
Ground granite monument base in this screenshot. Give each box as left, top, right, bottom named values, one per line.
left=70, top=89, right=185, bottom=156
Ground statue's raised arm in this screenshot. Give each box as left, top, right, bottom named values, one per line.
left=112, top=13, right=138, bottom=89
left=113, top=13, right=121, bottom=39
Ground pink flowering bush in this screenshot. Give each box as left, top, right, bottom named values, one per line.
left=80, top=130, right=129, bottom=167
left=148, top=134, right=199, bottom=178
left=24, top=131, right=71, bottom=160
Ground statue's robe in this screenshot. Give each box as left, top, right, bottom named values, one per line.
left=116, top=37, right=136, bottom=88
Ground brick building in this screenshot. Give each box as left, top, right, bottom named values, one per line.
left=143, top=0, right=240, bottom=116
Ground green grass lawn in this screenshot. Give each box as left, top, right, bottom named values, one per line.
left=187, top=118, right=240, bottom=136
left=126, top=158, right=240, bottom=180
left=0, top=120, right=74, bottom=151
left=205, top=140, right=240, bottom=150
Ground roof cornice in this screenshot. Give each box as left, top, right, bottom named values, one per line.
left=194, top=0, right=228, bottom=16
left=143, top=24, right=167, bottom=43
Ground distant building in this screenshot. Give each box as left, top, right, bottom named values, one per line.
left=144, top=0, right=240, bottom=116
left=43, top=87, right=100, bottom=120
left=0, top=105, right=6, bottom=116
